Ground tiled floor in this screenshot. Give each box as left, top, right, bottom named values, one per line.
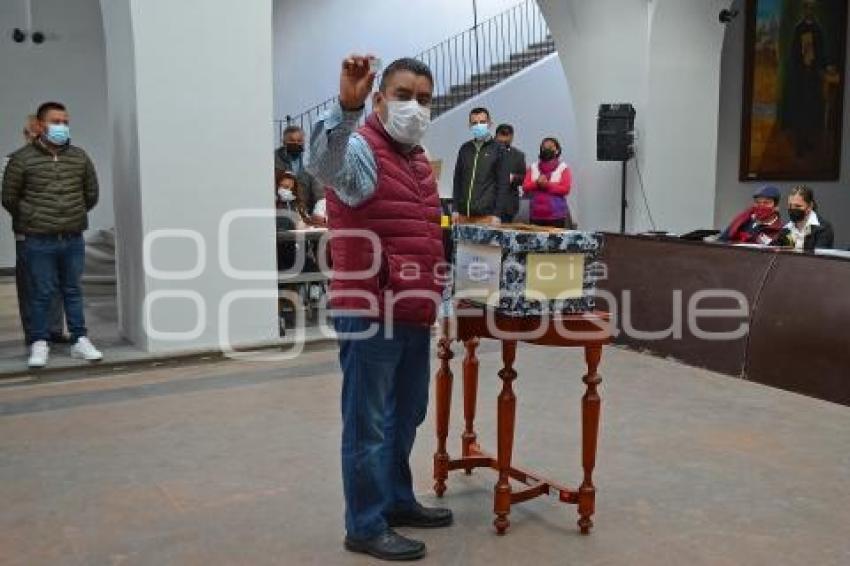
left=0, top=277, right=330, bottom=377
left=0, top=277, right=130, bottom=375
left=1, top=340, right=848, bottom=565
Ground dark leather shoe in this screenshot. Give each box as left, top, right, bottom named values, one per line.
left=386, top=503, right=453, bottom=528
left=344, top=528, right=426, bottom=561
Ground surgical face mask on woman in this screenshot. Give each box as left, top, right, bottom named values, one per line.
left=277, top=187, right=296, bottom=202
left=381, top=100, right=431, bottom=145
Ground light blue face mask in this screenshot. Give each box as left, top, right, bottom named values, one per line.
left=470, top=123, right=490, bottom=140
left=45, top=123, right=70, bottom=146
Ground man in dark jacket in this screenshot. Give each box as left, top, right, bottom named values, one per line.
left=1, top=101, right=103, bottom=368
left=275, top=125, right=325, bottom=214
left=494, top=123, right=526, bottom=223
left=451, top=107, right=510, bottom=223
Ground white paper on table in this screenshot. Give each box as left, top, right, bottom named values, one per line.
left=454, top=243, right=502, bottom=306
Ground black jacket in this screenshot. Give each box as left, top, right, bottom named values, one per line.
left=274, top=148, right=325, bottom=213
left=452, top=138, right=511, bottom=217
left=502, top=145, right=527, bottom=217
left=775, top=215, right=835, bottom=250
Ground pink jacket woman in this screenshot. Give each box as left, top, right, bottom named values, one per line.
left=522, top=136, right=572, bottom=227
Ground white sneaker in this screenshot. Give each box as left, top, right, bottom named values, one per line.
left=70, top=337, right=103, bottom=362
left=28, top=340, right=49, bottom=368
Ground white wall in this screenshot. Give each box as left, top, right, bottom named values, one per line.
left=644, top=0, right=727, bottom=233
left=272, top=0, right=520, bottom=119
left=715, top=0, right=850, bottom=248
left=423, top=55, right=581, bottom=211
left=538, top=0, right=648, bottom=233
left=0, top=0, right=113, bottom=268
left=101, top=0, right=279, bottom=352
left=100, top=0, right=144, bottom=346
left=540, top=0, right=728, bottom=234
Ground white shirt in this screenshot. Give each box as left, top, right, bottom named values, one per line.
left=784, top=210, right=820, bottom=251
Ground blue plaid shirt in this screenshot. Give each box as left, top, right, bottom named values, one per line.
left=307, top=103, right=377, bottom=207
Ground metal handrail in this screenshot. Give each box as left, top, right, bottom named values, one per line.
left=274, top=0, right=552, bottom=143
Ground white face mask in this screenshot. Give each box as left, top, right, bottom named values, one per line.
left=381, top=100, right=431, bottom=145
left=277, top=188, right=295, bottom=202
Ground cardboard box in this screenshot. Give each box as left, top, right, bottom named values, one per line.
left=453, top=224, right=604, bottom=316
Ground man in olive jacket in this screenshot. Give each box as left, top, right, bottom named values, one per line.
left=1, top=101, right=103, bottom=368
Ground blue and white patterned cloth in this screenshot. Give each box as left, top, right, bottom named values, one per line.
left=452, top=224, right=605, bottom=316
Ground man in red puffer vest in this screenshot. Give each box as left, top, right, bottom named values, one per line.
left=308, top=55, right=450, bottom=562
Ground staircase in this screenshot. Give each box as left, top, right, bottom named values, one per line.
left=431, top=36, right=555, bottom=118
left=276, top=0, right=553, bottom=141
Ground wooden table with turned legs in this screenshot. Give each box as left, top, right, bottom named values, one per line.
left=433, top=308, right=612, bottom=535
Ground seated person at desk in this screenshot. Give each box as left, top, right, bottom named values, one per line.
left=718, top=186, right=784, bottom=245
left=275, top=171, right=314, bottom=271
left=276, top=171, right=311, bottom=230
left=773, top=186, right=834, bottom=251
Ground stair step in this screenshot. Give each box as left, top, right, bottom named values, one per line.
left=468, top=68, right=515, bottom=85
left=431, top=93, right=473, bottom=117
left=527, top=38, right=556, bottom=51
left=490, top=52, right=549, bottom=73
left=449, top=77, right=501, bottom=96
left=432, top=93, right=471, bottom=108
left=511, top=46, right=555, bottom=60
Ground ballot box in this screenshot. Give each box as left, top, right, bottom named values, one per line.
left=452, top=223, right=604, bottom=316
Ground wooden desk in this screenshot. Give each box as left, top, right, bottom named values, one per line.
left=433, top=308, right=612, bottom=535
left=598, top=233, right=850, bottom=405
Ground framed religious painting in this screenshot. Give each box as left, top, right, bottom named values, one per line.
left=740, top=0, right=848, bottom=181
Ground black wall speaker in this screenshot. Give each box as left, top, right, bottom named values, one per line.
left=597, top=103, right=636, bottom=161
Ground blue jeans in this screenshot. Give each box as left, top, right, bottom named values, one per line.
left=24, top=234, right=88, bottom=343
left=16, top=239, right=65, bottom=344
left=334, top=316, right=431, bottom=540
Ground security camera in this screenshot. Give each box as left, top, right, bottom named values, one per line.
left=31, top=31, right=45, bottom=44
left=719, top=9, right=740, bottom=23
left=12, top=28, right=27, bottom=43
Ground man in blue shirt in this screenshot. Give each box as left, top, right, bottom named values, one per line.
left=309, top=55, right=451, bottom=562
